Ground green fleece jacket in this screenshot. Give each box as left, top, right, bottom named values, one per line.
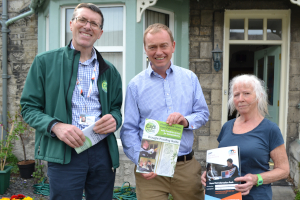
left=20, top=44, right=122, bottom=169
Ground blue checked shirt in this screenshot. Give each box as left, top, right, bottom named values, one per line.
left=120, top=62, right=209, bottom=165
left=70, top=43, right=101, bottom=130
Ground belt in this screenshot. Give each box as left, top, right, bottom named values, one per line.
left=177, top=150, right=194, bottom=162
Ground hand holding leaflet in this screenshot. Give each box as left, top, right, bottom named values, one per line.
left=205, top=146, right=242, bottom=200
left=75, top=122, right=109, bottom=154
left=136, top=119, right=183, bottom=177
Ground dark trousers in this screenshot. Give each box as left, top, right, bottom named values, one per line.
left=47, top=139, right=116, bottom=200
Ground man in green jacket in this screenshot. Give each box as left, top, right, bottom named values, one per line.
left=20, top=3, right=122, bottom=200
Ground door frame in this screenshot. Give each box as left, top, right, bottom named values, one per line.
left=222, top=10, right=291, bottom=145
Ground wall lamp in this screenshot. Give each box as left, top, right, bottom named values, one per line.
left=211, top=44, right=223, bottom=72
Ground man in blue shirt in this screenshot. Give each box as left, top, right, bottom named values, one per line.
left=120, top=23, right=209, bottom=200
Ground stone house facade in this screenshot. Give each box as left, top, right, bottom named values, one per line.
left=1, top=0, right=300, bottom=187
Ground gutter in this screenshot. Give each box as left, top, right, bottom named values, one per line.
left=1, top=0, right=45, bottom=140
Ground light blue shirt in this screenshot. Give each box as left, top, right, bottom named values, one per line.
left=120, top=63, right=209, bottom=165
left=70, top=43, right=102, bottom=130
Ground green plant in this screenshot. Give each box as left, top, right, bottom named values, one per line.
left=168, top=194, right=173, bottom=200
left=0, top=123, right=17, bottom=170
left=295, top=189, right=300, bottom=200
left=32, top=160, right=45, bottom=184
left=8, top=106, right=34, bottom=162
left=6, top=153, right=20, bottom=174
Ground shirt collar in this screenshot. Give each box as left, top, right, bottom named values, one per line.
left=146, top=61, right=174, bottom=77
left=70, top=41, right=97, bottom=66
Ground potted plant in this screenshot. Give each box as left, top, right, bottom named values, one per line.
left=8, top=106, right=35, bottom=179
left=0, top=123, right=17, bottom=195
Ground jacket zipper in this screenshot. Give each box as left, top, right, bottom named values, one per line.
left=63, top=50, right=78, bottom=164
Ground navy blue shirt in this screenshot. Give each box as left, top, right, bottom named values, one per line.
left=218, top=118, right=284, bottom=200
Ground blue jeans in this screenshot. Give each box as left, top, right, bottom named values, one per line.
left=47, top=138, right=116, bottom=200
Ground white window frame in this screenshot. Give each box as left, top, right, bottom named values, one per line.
left=222, top=10, right=291, bottom=145
left=142, top=7, right=175, bottom=70
left=46, top=15, right=49, bottom=51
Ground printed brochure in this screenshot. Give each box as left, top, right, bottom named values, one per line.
left=205, top=146, right=242, bottom=200
left=136, top=119, right=183, bottom=177
left=75, top=123, right=108, bottom=154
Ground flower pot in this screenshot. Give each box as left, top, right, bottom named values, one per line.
left=17, top=160, right=35, bottom=179
left=0, top=165, right=13, bottom=195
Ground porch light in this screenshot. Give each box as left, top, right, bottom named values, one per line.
left=211, top=44, right=223, bottom=72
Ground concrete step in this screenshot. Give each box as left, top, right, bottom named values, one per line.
left=272, top=186, right=295, bottom=200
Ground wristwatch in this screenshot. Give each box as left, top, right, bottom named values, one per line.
left=256, top=174, right=263, bottom=187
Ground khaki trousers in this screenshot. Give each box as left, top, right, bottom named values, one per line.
left=135, top=157, right=204, bottom=200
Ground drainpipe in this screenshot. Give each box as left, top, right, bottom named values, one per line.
left=1, top=0, right=10, bottom=140
left=6, top=0, right=40, bottom=26
left=1, top=0, right=43, bottom=140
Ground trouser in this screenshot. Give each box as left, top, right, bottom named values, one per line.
left=47, top=138, right=115, bottom=200
left=135, top=156, right=204, bottom=200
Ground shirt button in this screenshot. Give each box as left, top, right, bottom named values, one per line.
left=169, top=107, right=171, bottom=109
left=167, top=93, right=169, bottom=95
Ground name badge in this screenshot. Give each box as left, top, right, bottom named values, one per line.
left=79, top=114, right=95, bottom=126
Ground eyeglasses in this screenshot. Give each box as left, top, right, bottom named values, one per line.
left=73, top=17, right=102, bottom=30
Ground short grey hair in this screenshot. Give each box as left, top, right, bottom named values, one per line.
left=228, top=74, right=268, bottom=117
left=72, top=3, right=104, bottom=29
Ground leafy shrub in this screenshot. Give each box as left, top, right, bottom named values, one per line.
left=32, top=159, right=45, bottom=184
left=6, top=153, right=19, bottom=174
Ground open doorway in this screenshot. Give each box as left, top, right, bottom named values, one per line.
left=228, top=45, right=281, bottom=125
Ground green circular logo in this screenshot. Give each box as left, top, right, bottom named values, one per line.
left=145, top=122, right=156, bottom=133
left=144, top=119, right=159, bottom=135
left=102, top=80, right=107, bottom=93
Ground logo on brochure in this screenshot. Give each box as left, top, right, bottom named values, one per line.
left=144, top=119, right=159, bottom=135
left=102, top=80, right=107, bottom=93
left=228, top=148, right=237, bottom=156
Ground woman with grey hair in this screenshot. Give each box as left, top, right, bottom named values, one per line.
left=201, top=74, right=289, bottom=200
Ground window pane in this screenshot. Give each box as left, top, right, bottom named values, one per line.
left=65, top=7, right=123, bottom=46
left=101, top=52, right=123, bottom=78
left=257, top=58, right=264, bottom=81
left=101, top=52, right=123, bottom=138
left=96, top=7, right=123, bottom=46
left=65, top=8, right=74, bottom=45
left=248, top=19, right=263, bottom=40
left=267, top=56, right=275, bottom=105
left=230, top=19, right=244, bottom=40
left=267, top=19, right=282, bottom=40
left=145, top=10, right=169, bottom=28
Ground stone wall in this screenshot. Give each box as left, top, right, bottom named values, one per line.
left=189, top=0, right=300, bottom=169
left=288, top=2, right=300, bottom=154
left=189, top=2, right=224, bottom=168
left=0, top=0, right=37, bottom=161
